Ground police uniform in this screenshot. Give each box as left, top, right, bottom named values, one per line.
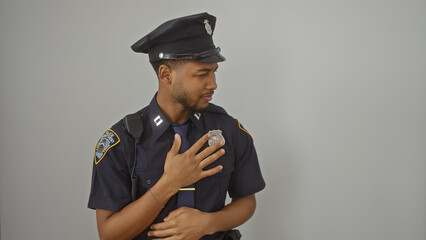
left=88, top=13, right=265, bottom=240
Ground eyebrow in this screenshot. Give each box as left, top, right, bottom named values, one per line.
left=196, top=65, right=219, bottom=73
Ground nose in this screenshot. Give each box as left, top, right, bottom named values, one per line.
left=206, top=73, right=217, bottom=90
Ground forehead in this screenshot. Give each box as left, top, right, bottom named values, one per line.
left=180, top=61, right=218, bottom=72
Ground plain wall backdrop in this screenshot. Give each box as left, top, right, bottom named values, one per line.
left=1, top=0, right=425, bottom=239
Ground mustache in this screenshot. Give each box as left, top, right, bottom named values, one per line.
left=202, top=91, right=214, bottom=97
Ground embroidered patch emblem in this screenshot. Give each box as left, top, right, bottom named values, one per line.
left=208, top=129, right=225, bottom=146
left=94, top=129, right=120, bottom=165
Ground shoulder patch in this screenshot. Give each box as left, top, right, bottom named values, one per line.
left=235, top=119, right=254, bottom=142
left=94, top=129, right=120, bottom=165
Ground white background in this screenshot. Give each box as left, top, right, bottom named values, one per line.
left=1, top=0, right=425, bottom=239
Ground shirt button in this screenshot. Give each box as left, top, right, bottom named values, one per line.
left=146, top=179, right=152, bottom=185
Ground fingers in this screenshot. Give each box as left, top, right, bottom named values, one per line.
left=148, top=226, right=175, bottom=238
left=201, top=165, right=223, bottom=178
left=164, top=207, right=186, bottom=221
left=150, top=221, right=172, bottom=231
left=199, top=148, right=225, bottom=169
left=149, top=208, right=188, bottom=238
left=168, top=134, right=181, bottom=155
left=196, top=140, right=224, bottom=161
left=186, top=133, right=211, bottom=155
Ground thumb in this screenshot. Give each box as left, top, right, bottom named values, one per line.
left=169, top=134, right=182, bottom=155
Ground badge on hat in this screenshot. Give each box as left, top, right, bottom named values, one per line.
left=94, top=129, right=120, bottom=165
left=208, top=129, right=225, bottom=146
left=204, top=19, right=212, bottom=35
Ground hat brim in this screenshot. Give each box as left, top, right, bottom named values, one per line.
left=196, top=52, right=226, bottom=63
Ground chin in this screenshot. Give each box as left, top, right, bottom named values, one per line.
left=199, top=102, right=211, bottom=111
left=188, top=102, right=209, bottom=113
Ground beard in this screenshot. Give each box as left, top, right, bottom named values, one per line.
left=172, top=81, right=209, bottom=113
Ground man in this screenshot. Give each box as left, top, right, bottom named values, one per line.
left=88, top=12, right=265, bottom=240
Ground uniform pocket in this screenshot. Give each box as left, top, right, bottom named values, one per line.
left=216, top=155, right=235, bottom=176
left=215, top=155, right=235, bottom=196
left=196, top=155, right=235, bottom=212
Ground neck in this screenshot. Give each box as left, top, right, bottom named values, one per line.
left=156, top=90, right=190, bottom=124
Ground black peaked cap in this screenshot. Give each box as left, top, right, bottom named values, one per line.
left=131, top=12, right=225, bottom=63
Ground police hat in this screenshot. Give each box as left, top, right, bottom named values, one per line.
left=131, top=12, right=225, bottom=63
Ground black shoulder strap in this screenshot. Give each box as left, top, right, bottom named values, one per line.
left=124, top=112, right=144, bottom=201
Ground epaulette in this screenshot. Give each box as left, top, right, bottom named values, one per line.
left=207, top=103, right=229, bottom=115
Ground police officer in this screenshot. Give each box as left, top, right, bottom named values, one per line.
left=88, top=12, right=265, bottom=240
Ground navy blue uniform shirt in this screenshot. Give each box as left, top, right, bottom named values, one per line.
left=88, top=94, right=266, bottom=240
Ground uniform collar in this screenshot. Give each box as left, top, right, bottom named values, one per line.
left=189, top=111, right=204, bottom=133
left=148, top=94, right=205, bottom=140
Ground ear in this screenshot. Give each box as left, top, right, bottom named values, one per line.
left=158, top=64, right=173, bottom=85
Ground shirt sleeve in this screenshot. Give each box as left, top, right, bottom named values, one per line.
left=88, top=128, right=132, bottom=211
left=228, top=119, right=266, bottom=198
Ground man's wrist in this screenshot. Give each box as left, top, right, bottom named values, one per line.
left=204, top=211, right=219, bottom=235
left=157, top=173, right=180, bottom=196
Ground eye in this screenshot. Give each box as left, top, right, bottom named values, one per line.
left=197, top=72, right=209, bottom=77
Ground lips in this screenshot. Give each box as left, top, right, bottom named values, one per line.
left=202, top=91, right=214, bottom=101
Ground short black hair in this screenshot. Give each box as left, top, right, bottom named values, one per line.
left=151, top=60, right=189, bottom=76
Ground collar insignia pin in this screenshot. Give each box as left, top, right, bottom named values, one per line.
left=153, top=115, right=163, bottom=126
left=194, top=113, right=201, bottom=120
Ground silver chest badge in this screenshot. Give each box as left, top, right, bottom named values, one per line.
left=208, top=130, right=225, bottom=146
left=204, top=19, right=212, bottom=35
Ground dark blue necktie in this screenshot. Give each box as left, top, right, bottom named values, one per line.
left=172, top=122, right=195, bottom=208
